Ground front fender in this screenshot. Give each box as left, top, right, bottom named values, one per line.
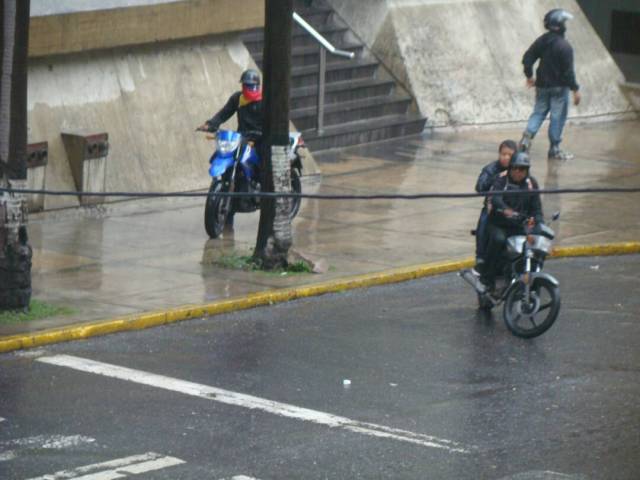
left=529, top=272, right=560, bottom=287
left=209, top=154, right=235, bottom=178
left=503, top=272, right=559, bottom=299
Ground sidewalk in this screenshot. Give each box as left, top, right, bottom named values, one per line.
left=3, top=120, right=639, bottom=337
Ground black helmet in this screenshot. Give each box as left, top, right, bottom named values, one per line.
left=510, top=151, right=531, bottom=169
left=544, top=9, right=573, bottom=32
left=240, top=69, right=260, bottom=86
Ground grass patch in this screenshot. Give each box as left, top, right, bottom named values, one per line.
left=286, top=261, right=313, bottom=273
left=214, top=252, right=261, bottom=271
left=0, top=300, right=75, bottom=325
left=214, top=251, right=313, bottom=275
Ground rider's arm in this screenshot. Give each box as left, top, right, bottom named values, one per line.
left=559, top=42, right=580, bottom=92
left=489, top=177, right=509, bottom=213
left=475, top=164, right=494, bottom=193
left=529, top=177, right=545, bottom=224
left=206, top=92, right=241, bottom=131
left=522, top=35, right=542, bottom=80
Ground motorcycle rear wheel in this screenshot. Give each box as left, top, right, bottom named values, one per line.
left=503, top=277, right=560, bottom=338
left=204, top=180, right=230, bottom=238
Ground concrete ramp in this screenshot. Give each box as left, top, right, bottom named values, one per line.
left=329, top=0, right=637, bottom=126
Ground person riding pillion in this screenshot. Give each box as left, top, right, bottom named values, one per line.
left=199, top=69, right=263, bottom=142
left=474, top=140, right=518, bottom=271
left=481, top=152, right=544, bottom=289
left=519, top=9, right=581, bottom=161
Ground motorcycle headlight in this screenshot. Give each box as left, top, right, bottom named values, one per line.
left=530, top=235, right=553, bottom=254
left=217, top=138, right=241, bottom=155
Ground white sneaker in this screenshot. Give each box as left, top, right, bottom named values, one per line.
left=548, top=147, right=574, bottom=160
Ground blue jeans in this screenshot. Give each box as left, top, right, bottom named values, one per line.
left=525, top=87, right=569, bottom=148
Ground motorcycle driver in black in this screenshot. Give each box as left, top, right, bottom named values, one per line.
left=198, top=68, right=263, bottom=141
left=197, top=69, right=263, bottom=227
left=480, top=152, right=544, bottom=291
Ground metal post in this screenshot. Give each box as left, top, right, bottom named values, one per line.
left=316, top=47, right=326, bottom=135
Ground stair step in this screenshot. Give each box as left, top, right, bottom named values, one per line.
left=293, top=6, right=335, bottom=26
left=290, top=59, right=378, bottom=88
left=243, top=25, right=350, bottom=52
left=253, top=43, right=363, bottom=69
left=291, top=95, right=413, bottom=131
left=300, top=114, right=427, bottom=151
left=290, top=78, right=396, bottom=109
left=242, top=0, right=427, bottom=151
left=292, top=3, right=333, bottom=14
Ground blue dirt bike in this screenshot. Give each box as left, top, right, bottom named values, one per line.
left=198, top=129, right=304, bottom=238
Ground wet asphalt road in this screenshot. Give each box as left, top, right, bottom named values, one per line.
left=1, top=255, right=639, bottom=480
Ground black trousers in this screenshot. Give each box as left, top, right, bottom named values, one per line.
left=483, top=223, right=521, bottom=284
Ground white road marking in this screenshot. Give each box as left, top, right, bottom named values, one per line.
left=498, top=472, right=587, bottom=480
left=0, top=450, right=17, bottom=462
left=38, top=354, right=470, bottom=453
left=0, top=416, right=6, bottom=422
left=0, top=435, right=95, bottom=463
left=25, top=452, right=185, bottom=480
left=1, top=434, right=95, bottom=449
left=14, top=348, right=47, bottom=358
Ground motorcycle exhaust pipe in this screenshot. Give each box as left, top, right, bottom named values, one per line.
left=459, top=269, right=487, bottom=295
left=459, top=270, right=499, bottom=306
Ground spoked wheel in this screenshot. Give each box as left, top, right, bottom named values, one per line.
left=503, top=277, right=560, bottom=338
left=288, top=168, right=302, bottom=221
left=204, top=180, right=230, bottom=238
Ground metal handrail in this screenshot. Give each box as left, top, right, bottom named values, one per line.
left=293, top=11, right=355, bottom=134
left=292, top=12, right=354, bottom=59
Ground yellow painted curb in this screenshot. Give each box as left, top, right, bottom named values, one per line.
left=551, top=242, right=640, bottom=258
left=1, top=242, right=639, bottom=354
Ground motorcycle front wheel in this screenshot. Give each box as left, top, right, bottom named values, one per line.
left=289, top=167, right=302, bottom=221
left=204, top=180, right=230, bottom=238
left=503, top=277, right=560, bottom=338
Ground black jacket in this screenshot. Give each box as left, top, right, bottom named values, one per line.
left=207, top=91, right=263, bottom=141
left=476, top=160, right=508, bottom=193
left=489, top=174, right=544, bottom=228
left=523, top=31, right=579, bottom=91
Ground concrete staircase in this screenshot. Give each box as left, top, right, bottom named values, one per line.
left=241, top=0, right=427, bottom=151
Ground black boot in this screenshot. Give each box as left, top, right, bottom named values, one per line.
left=519, top=131, right=533, bottom=153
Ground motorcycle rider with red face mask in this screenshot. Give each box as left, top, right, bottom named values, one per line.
left=197, top=69, right=263, bottom=228
left=199, top=69, right=263, bottom=143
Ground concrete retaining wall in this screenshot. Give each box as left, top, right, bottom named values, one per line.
left=29, top=0, right=264, bottom=57
left=621, top=83, right=640, bottom=111
left=28, top=36, right=255, bottom=210
left=329, top=0, right=637, bottom=127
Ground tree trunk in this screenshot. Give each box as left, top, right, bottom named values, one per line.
left=254, top=0, right=294, bottom=269
left=0, top=0, right=32, bottom=311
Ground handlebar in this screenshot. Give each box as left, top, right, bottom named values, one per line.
left=496, top=208, right=528, bottom=222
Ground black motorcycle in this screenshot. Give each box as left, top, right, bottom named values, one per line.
left=460, top=212, right=561, bottom=338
